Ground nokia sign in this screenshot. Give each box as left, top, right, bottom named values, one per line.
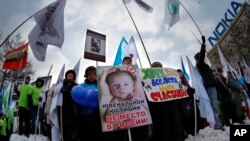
left=208, top=1, right=242, bottom=47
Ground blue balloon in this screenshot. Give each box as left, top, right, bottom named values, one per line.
left=86, top=89, right=99, bottom=108
left=71, top=83, right=99, bottom=109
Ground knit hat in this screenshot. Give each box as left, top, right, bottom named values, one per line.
left=36, top=78, right=44, bottom=87
left=25, top=75, right=31, bottom=81
left=65, top=70, right=76, bottom=80
left=84, top=66, right=96, bottom=77
left=151, top=62, right=163, bottom=68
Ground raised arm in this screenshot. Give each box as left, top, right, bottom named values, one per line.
left=198, top=36, right=206, bottom=64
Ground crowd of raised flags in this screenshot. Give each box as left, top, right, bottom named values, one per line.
left=1, top=0, right=250, bottom=140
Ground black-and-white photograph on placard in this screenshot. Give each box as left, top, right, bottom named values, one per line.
left=84, top=29, right=106, bottom=62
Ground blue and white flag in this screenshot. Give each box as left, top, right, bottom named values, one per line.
left=124, top=36, right=139, bottom=65
left=186, top=56, right=215, bottom=128
left=113, top=37, right=128, bottom=65
left=29, top=0, right=66, bottom=61
left=164, top=0, right=180, bottom=29
left=181, top=56, right=190, bottom=81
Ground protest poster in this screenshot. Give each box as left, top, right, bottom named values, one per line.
left=84, top=29, right=106, bottom=62
left=97, top=65, right=152, bottom=132
left=140, top=67, right=188, bottom=102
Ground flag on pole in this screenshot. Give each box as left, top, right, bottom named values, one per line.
left=2, top=43, right=29, bottom=70
left=50, top=64, right=65, bottom=141
left=242, top=57, right=250, bottom=84
left=124, top=36, right=139, bottom=65
left=181, top=57, right=190, bottom=81
left=186, top=56, right=215, bottom=128
left=164, top=0, right=180, bottom=29
left=217, top=45, right=237, bottom=77
left=55, top=64, right=65, bottom=106
left=28, top=0, right=66, bottom=61
left=73, top=58, right=81, bottom=83
left=124, top=0, right=153, bottom=13
left=181, top=56, right=190, bottom=81
left=113, top=37, right=128, bottom=65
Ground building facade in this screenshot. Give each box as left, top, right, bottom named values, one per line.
left=207, top=2, right=250, bottom=69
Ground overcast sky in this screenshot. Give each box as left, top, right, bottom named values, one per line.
left=0, top=0, right=246, bottom=84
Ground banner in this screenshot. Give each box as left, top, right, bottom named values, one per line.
left=97, top=65, right=152, bottom=132
left=140, top=67, right=188, bottom=102
left=84, top=29, right=106, bottom=62
left=2, top=43, right=29, bottom=70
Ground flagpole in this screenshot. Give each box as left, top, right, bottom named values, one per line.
left=122, top=0, right=151, bottom=66
left=47, top=64, right=53, bottom=76
left=179, top=1, right=203, bottom=36
left=0, top=16, right=32, bottom=48
left=137, top=54, right=143, bottom=68
left=190, top=31, right=201, bottom=45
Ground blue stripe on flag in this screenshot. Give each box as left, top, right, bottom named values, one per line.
left=181, top=56, right=190, bottom=81
left=113, top=37, right=128, bottom=65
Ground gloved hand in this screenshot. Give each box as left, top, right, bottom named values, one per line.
left=201, top=36, right=205, bottom=45
left=187, top=87, right=195, bottom=95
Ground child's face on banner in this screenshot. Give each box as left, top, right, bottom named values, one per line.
left=108, top=73, right=134, bottom=99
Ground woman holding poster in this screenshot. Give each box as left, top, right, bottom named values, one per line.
left=98, top=65, right=151, bottom=141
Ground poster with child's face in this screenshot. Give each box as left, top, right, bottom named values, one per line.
left=97, top=65, right=152, bottom=132
left=139, top=68, right=188, bottom=102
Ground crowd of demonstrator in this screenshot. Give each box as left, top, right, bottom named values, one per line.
left=1, top=36, right=250, bottom=141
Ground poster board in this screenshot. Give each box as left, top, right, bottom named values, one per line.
left=97, top=65, right=152, bottom=132
left=139, top=68, right=188, bottom=102
left=84, top=29, right=106, bottom=62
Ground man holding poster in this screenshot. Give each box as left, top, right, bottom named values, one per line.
left=97, top=65, right=152, bottom=135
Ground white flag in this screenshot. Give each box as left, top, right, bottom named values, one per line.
left=50, top=64, right=65, bottom=141
left=73, top=58, right=81, bottom=83
left=28, top=0, right=66, bottom=61
left=186, top=56, right=215, bottom=128
left=164, top=0, right=180, bottom=29
left=124, top=36, right=139, bottom=65
left=217, top=45, right=237, bottom=77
